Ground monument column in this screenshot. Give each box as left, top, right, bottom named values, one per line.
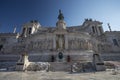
left=55, top=10, right=67, bottom=50
left=65, top=35, right=68, bottom=49
left=53, top=35, right=56, bottom=49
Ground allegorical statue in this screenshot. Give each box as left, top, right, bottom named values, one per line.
left=107, top=23, right=112, bottom=32
left=58, top=9, right=64, bottom=20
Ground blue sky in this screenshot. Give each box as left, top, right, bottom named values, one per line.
left=0, top=0, right=120, bottom=33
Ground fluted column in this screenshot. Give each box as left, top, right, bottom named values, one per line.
left=53, top=35, right=56, bottom=49
left=65, top=35, right=68, bottom=49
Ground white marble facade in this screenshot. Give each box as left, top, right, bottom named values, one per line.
left=0, top=10, right=120, bottom=63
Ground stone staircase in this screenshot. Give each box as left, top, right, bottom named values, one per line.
left=101, top=53, right=120, bottom=61
left=0, top=55, right=19, bottom=62
left=0, top=62, right=16, bottom=68
left=49, top=62, right=72, bottom=71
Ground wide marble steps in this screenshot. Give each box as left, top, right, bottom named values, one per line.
left=49, top=62, right=72, bottom=71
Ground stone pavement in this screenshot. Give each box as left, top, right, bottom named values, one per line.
left=0, top=71, right=120, bottom=80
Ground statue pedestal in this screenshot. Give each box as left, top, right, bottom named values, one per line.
left=56, top=20, right=66, bottom=30
left=56, top=57, right=66, bottom=62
